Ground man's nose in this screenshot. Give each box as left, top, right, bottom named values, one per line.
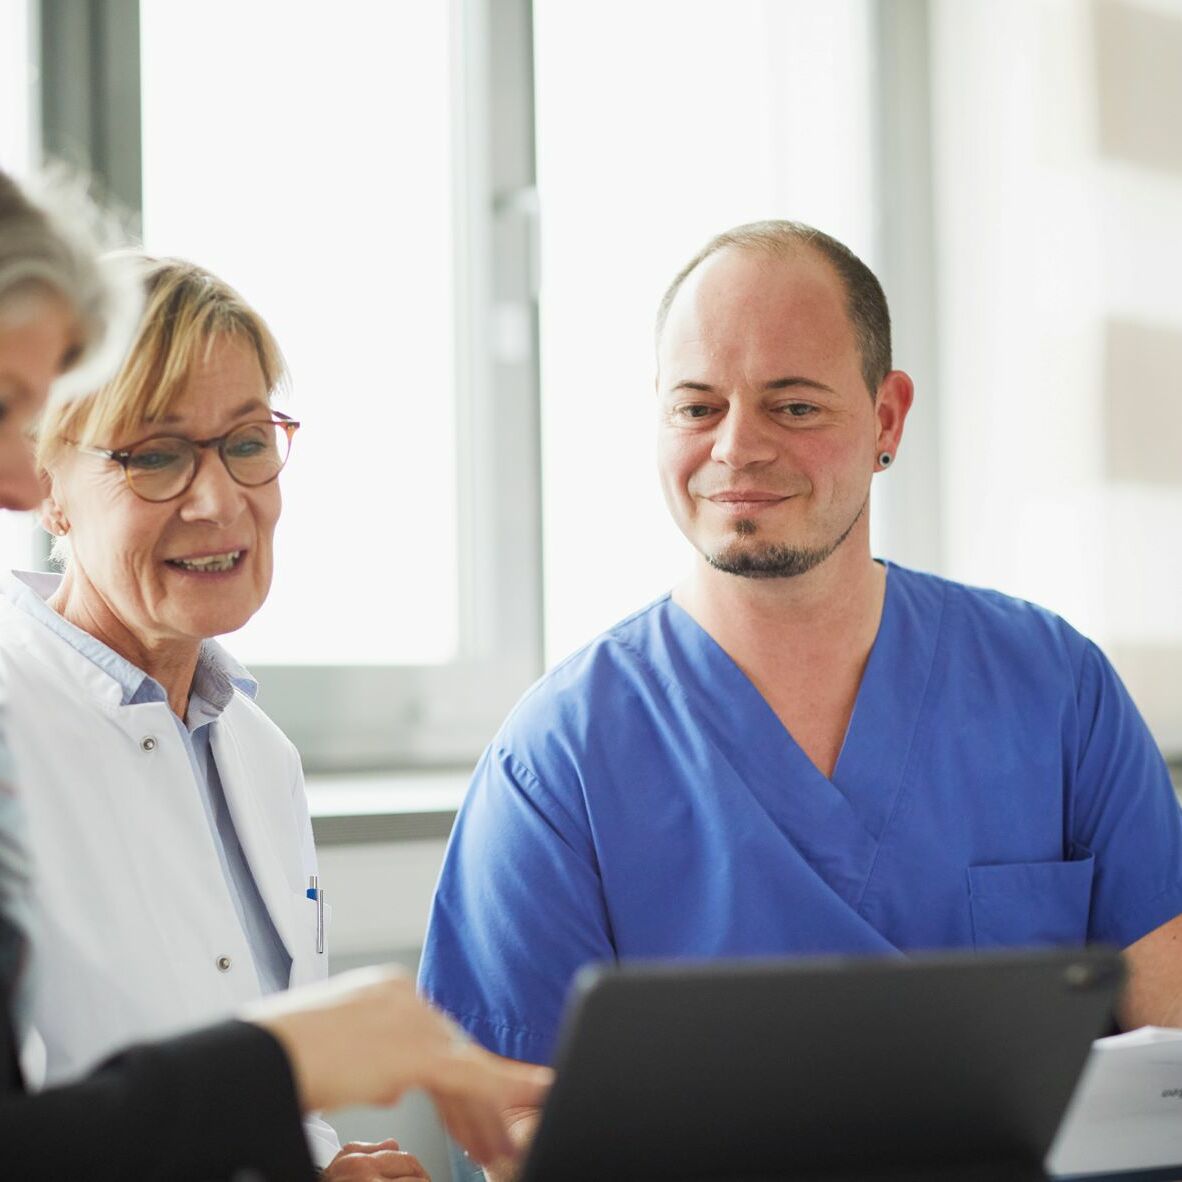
left=710, top=404, right=777, bottom=468
left=178, top=449, right=245, bottom=523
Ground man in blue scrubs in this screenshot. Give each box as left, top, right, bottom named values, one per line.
left=420, top=220, right=1182, bottom=1176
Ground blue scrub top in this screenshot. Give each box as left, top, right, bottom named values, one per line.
left=420, top=564, right=1182, bottom=1066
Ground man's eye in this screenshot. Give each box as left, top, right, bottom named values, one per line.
left=781, top=403, right=817, bottom=418
left=677, top=404, right=715, bottom=420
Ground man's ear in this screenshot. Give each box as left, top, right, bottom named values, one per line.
left=874, top=369, right=915, bottom=457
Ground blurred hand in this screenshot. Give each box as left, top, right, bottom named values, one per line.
left=242, top=967, right=552, bottom=1166
left=322, top=1138, right=428, bottom=1180
left=478, top=1105, right=541, bottom=1182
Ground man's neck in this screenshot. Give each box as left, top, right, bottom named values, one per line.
left=672, top=540, right=887, bottom=779
left=673, top=541, right=886, bottom=671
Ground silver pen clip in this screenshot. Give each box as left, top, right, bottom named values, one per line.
left=307, top=874, right=325, bottom=955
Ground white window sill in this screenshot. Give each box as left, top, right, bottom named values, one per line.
left=307, top=770, right=467, bottom=845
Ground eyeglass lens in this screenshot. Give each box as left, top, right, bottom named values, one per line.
left=123, top=422, right=293, bottom=501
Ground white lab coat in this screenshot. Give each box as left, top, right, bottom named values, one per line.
left=0, top=574, right=339, bottom=1165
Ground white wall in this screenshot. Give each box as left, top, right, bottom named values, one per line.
left=931, top=0, right=1182, bottom=751
left=317, top=838, right=446, bottom=959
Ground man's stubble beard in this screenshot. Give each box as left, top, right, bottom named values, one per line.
left=704, top=497, right=868, bottom=580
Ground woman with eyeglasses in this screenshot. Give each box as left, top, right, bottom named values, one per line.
left=0, top=230, right=548, bottom=1180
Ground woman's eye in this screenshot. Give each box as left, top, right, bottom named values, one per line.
left=227, top=438, right=266, bottom=457
left=127, top=448, right=183, bottom=471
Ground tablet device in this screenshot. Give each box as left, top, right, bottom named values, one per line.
left=517, top=947, right=1124, bottom=1182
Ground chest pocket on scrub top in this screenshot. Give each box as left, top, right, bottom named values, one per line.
left=967, top=846, right=1095, bottom=949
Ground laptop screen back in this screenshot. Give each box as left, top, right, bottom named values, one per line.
left=519, top=948, right=1123, bottom=1182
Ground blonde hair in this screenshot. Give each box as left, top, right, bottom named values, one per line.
left=38, top=255, right=287, bottom=469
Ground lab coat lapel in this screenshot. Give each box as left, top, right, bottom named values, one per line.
left=208, top=715, right=301, bottom=970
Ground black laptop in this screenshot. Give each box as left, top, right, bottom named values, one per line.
left=516, top=947, right=1125, bottom=1182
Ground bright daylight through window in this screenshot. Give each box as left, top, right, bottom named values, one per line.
left=534, top=0, right=877, bottom=661
left=140, top=0, right=459, bottom=665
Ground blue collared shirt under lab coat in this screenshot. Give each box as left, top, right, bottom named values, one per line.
left=8, top=572, right=291, bottom=997
left=420, top=563, right=1182, bottom=1066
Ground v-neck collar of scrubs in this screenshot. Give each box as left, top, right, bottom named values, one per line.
left=660, top=561, right=947, bottom=908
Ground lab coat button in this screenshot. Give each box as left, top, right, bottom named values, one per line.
left=140, top=736, right=157, bottom=752
left=216, top=955, right=232, bottom=972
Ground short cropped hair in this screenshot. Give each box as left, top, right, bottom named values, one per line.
left=0, top=166, right=139, bottom=400
left=37, top=256, right=287, bottom=469
left=655, top=220, right=892, bottom=394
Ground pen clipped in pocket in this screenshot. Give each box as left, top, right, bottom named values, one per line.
left=294, top=887, right=333, bottom=956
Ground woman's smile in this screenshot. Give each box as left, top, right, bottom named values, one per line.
left=164, top=547, right=248, bottom=575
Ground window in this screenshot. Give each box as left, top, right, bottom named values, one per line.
left=534, top=0, right=879, bottom=660
left=0, top=0, right=34, bottom=177
left=48, top=2, right=1176, bottom=768
left=140, top=0, right=459, bottom=665
left=36, top=0, right=543, bottom=771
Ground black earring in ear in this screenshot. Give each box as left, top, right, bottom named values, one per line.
left=878, top=452, right=893, bottom=468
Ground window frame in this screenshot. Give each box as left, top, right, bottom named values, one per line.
left=37, top=0, right=544, bottom=772
left=868, top=0, right=944, bottom=576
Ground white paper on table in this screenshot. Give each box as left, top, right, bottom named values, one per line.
left=1046, top=1026, right=1182, bottom=1176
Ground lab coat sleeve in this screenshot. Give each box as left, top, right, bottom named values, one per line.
left=303, top=1112, right=340, bottom=1170
left=1070, top=639, right=1182, bottom=948
left=419, top=743, right=615, bottom=1066
left=0, top=1017, right=315, bottom=1181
